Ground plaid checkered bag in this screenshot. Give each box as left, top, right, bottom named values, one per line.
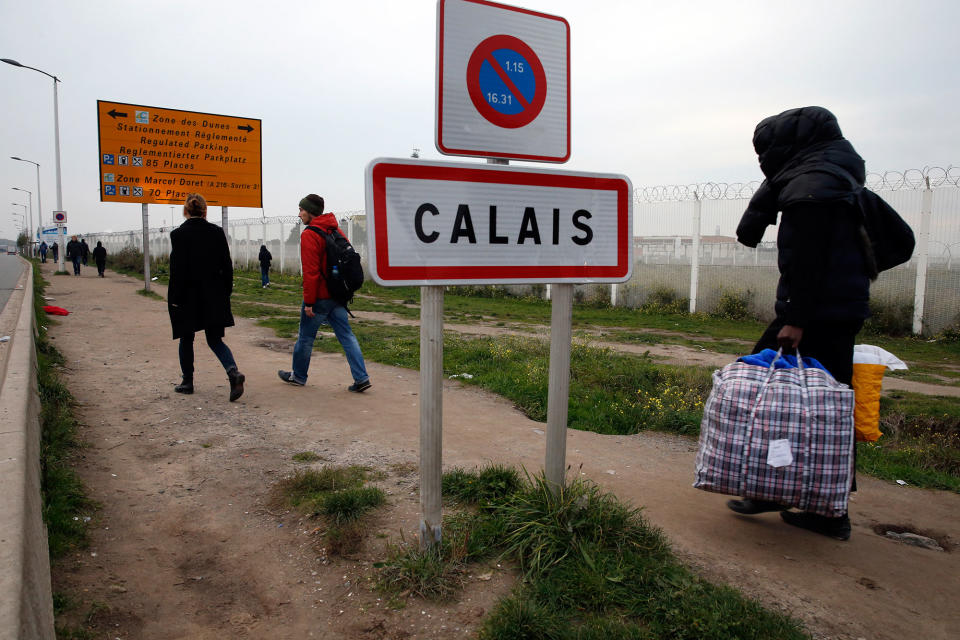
left=693, top=350, right=855, bottom=517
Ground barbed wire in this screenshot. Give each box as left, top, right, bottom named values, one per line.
left=634, top=165, right=959, bottom=203
left=87, top=210, right=367, bottom=237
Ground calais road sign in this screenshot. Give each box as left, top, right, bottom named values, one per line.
left=364, top=158, right=632, bottom=286
left=97, top=100, right=262, bottom=207
left=437, top=0, right=569, bottom=162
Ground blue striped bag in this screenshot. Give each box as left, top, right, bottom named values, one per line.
left=693, top=350, right=855, bottom=517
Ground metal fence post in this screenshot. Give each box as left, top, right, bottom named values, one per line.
left=279, top=222, right=285, bottom=274
left=689, top=192, right=702, bottom=313
left=245, top=223, right=251, bottom=270
left=912, top=178, right=933, bottom=335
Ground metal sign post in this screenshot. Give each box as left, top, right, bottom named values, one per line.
left=142, top=203, right=151, bottom=292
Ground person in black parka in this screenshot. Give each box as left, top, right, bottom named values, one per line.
left=728, top=106, right=872, bottom=541
left=258, top=244, right=272, bottom=288
left=168, top=193, right=245, bottom=401
left=92, top=241, right=107, bottom=277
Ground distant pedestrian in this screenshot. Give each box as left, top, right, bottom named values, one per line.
left=258, top=244, right=272, bottom=288
left=92, top=241, right=107, bottom=277
left=278, top=194, right=370, bottom=392
left=168, top=193, right=245, bottom=401
left=80, top=238, right=90, bottom=266
left=51, top=241, right=59, bottom=263
left=66, top=235, right=83, bottom=275
left=39, top=241, right=48, bottom=263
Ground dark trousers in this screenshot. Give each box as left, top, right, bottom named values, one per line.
left=754, top=316, right=864, bottom=498
left=260, top=265, right=270, bottom=287
left=96, top=261, right=106, bottom=276
left=70, top=256, right=81, bottom=275
left=178, top=329, right=237, bottom=380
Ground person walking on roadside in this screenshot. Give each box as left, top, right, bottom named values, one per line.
left=168, top=193, right=245, bottom=401
left=51, top=241, right=59, bottom=263
left=258, top=244, right=273, bottom=288
left=278, top=194, right=371, bottom=392
left=81, top=237, right=90, bottom=266
left=39, top=240, right=48, bottom=263
left=92, top=241, right=107, bottom=277
left=729, top=106, right=872, bottom=541
left=66, top=235, right=83, bottom=275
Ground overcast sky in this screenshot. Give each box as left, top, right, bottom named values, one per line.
left=2, top=0, right=958, bottom=240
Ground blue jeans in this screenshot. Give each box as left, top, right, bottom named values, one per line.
left=260, top=265, right=270, bottom=287
left=292, top=300, right=368, bottom=384
left=179, top=329, right=237, bottom=380
left=71, top=256, right=81, bottom=274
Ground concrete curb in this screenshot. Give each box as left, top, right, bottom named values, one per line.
left=0, top=261, right=55, bottom=640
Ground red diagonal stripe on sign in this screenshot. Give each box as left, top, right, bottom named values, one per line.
left=485, top=54, right=531, bottom=109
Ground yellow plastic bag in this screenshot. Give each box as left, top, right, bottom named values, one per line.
left=851, top=345, right=908, bottom=442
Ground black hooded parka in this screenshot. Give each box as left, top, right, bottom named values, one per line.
left=737, top=106, right=871, bottom=327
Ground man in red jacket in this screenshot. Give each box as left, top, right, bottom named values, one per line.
left=278, top=194, right=371, bottom=391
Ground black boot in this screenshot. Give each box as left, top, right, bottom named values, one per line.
left=227, top=367, right=245, bottom=402
left=174, top=378, right=194, bottom=394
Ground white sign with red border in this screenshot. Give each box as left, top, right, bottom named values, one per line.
left=364, top=158, right=632, bottom=286
left=436, top=0, right=570, bottom=162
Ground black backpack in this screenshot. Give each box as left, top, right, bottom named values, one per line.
left=855, top=188, right=916, bottom=277
left=306, top=226, right=364, bottom=305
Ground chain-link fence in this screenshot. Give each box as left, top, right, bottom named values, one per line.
left=617, top=166, right=960, bottom=335
left=82, top=166, right=959, bottom=335
left=85, top=210, right=368, bottom=277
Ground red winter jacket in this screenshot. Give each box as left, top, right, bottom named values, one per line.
left=300, top=213, right=347, bottom=305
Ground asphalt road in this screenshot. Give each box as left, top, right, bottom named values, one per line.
left=0, top=254, right=27, bottom=314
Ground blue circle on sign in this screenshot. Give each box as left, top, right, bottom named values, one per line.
left=478, top=49, right=535, bottom=115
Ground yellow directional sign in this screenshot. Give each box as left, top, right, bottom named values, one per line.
left=97, top=100, right=262, bottom=207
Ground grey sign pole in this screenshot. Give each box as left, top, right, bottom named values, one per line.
left=419, top=285, right=444, bottom=548
left=141, top=203, right=151, bottom=292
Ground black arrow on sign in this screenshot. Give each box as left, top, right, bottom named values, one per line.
left=108, top=109, right=128, bottom=119
left=237, top=124, right=254, bottom=132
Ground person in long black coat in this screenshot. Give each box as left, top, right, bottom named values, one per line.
left=92, top=241, right=107, bottom=277
left=168, top=193, right=245, bottom=401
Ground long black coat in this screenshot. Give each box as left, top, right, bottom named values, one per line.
left=167, top=217, right=235, bottom=339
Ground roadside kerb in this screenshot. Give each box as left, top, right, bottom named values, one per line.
left=0, top=261, right=55, bottom=640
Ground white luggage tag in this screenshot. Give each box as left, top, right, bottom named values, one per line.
left=767, top=439, right=793, bottom=468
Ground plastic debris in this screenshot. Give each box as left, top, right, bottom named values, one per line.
left=0, top=336, right=9, bottom=343
left=449, top=373, right=474, bottom=379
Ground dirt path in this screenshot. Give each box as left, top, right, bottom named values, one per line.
left=46, top=263, right=960, bottom=640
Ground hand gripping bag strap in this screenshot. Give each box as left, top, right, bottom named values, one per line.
left=738, top=348, right=785, bottom=497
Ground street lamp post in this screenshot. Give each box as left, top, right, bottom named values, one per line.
left=12, top=187, right=33, bottom=256
left=3, top=58, right=64, bottom=271
left=11, top=157, right=42, bottom=233
left=11, top=209, right=26, bottom=252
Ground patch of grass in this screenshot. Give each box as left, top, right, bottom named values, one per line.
left=274, top=465, right=385, bottom=553
left=443, top=464, right=524, bottom=505
left=137, top=288, right=163, bottom=300
left=319, top=486, right=386, bottom=523
left=380, top=467, right=808, bottom=639
left=32, top=263, right=96, bottom=558
left=377, top=541, right=465, bottom=602
left=856, top=392, right=960, bottom=491
left=292, top=451, right=322, bottom=462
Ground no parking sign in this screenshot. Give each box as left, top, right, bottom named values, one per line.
left=437, top=0, right=569, bottom=162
